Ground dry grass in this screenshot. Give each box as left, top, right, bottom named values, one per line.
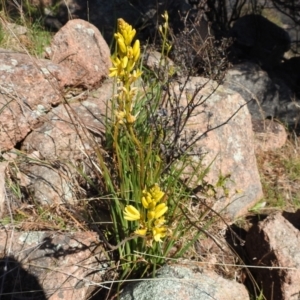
left=0, top=7, right=52, bottom=57
left=256, top=133, right=300, bottom=212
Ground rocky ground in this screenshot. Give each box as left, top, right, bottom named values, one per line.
left=1, top=1, right=300, bottom=299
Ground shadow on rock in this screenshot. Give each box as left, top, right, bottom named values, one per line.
left=0, top=255, right=46, bottom=300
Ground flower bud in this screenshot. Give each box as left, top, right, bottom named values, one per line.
left=121, top=56, right=128, bottom=69
left=125, top=28, right=136, bottom=45
left=124, top=205, right=140, bottom=221
left=147, top=210, right=155, bottom=220
left=154, top=203, right=168, bottom=219
left=132, top=40, right=140, bottom=62
left=116, top=34, right=127, bottom=54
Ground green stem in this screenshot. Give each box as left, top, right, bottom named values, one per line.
left=127, top=124, right=144, bottom=189
left=113, top=122, right=124, bottom=185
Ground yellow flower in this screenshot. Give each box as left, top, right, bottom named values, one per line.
left=154, top=203, right=168, bottom=219
left=114, top=33, right=127, bottom=54
left=109, top=68, right=118, bottom=78
left=132, top=40, right=140, bottom=62
left=115, top=110, right=126, bottom=123
left=117, top=18, right=136, bottom=46
left=121, top=56, right=128, bottom=69
left=124, top=205, right=140, bottom=221
left=122, top=86, right=137, bottom=102
left=135, top=228, right=147, bottom=236
left=154, top=217, right=166, bottom=227
left=145, top=202, right=167, bottom=222
left=110, top=18, right=142, bottom=125
left=142, top=185, right=166, bottom=212
left=126, top=29, right=136, bottom=46
left=125, top=113, right=135, bottom=124
left=129, top=69, right=143, bottom=84
left=150, top=184, right=165, bottom=203
left=126, top=60, right=136, bottom=72
left=123, top=185, right=168, bottom=246
left=141, top=196, right=148, bottom=209
left=147, top=210, right=155, bottom=221
left=153, top=226, right=167, bottom=242
left=141, top=192, right=153, bottom=209
left=109, top=57, right=125, bottom=78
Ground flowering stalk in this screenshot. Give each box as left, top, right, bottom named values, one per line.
left=159, top=12, right=172, bottom=59
left=109, top=18, right=144, bottom=187
left=109, top=18, right=142, bottom=126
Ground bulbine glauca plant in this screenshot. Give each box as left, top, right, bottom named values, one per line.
left=107, top=16, right=172, bottom=276
left=103, top=12, right=211, bottom=290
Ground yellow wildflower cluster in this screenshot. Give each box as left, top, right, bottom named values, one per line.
left=109, top=19, right=142, bottom=125
left=124, top=184, right=168, bottom=246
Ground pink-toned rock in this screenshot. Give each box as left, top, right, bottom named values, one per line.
left=246, top=212, right=300, bottom=300
left=0, top=230, right=107, bottom=300
left=18, top=91, right=107, bottom=206
left=0, top=19, right=111, bottom=153
left=19, top=163, right=76, bottom=205
left=21, top=79, right=113, bottom=161
left=144, top=50, right=175, bottom=71
left=169, top=77, right=263, bottom=219
left=19, top=80, right=113, bottom=206
left=252, top=119, right=287, bottom=152
left=0, top=50, right=72, bottom=151
left=0, top=98, right=30, bottom=152
left=50, top=19, right=111, bottom=89
left=19, top=98, right=103, bottom=204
